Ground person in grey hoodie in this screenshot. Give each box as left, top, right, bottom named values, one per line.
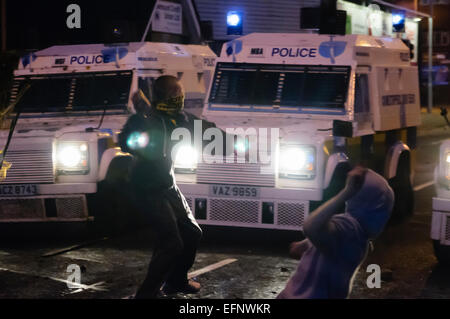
left=277, top=166, right=394, bottom=299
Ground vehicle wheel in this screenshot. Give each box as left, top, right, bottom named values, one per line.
left=433, top=240, right=450, bottom=266
left=388, top=153, right=414, bottom=224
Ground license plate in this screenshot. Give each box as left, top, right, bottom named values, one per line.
left=209, top=184, right=260, bottom=199
left=0, top=184, right=38, bottom=197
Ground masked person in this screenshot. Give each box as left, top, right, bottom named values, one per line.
left=119, top=75, right=211, bottom=299
left=278, top=166, right=394, bottom=299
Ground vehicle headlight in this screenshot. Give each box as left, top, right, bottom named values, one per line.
left=174, top=145, right=198, bottom=173
left=56, top=141, right=89, bottom=174
left=279, top=146, right=315, bottom=179
left=443, top=152, right=450, bottom=181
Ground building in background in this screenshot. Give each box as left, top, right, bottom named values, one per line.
left=195, top=0, right=320, bottom=39
left=195, top=0, right=421, bottom=59
left=338, top=0, right=420, bottom=64
left=195, top=0, right=320, bottom=53
left=418, top=0, right=449, bottom=105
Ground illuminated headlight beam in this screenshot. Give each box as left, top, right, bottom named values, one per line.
left=174, top=145, right=198, bottom=172
left=279, top=146, right=315, bottom=179
left=56, top=142, right=89, bottom=173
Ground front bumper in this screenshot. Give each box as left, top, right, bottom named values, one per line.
left=0, top=183, right=96, bottom=222
left=178, top=183, right=321, bottom=231
left=431, top=197, right=450, bottom=245
left=34, top=183, right=96, bottom=195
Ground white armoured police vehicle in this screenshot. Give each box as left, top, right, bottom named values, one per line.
left=0, top=42, right=216, bottom=227
left=431, top=140, right=450, bottom=264
left=174, top=33, right=421, bottom=231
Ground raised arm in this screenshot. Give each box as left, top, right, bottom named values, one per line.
left=302, top=166, right=367, bottom=254
left=118, top=115, right=143, bottom=154
left=118, top=114, right=166, bottom=161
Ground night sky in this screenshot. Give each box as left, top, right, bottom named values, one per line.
left=5, top=0, right=158, bottom=50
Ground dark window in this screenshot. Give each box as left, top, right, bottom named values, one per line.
left=280, top=73, right=306, bottom=106
left=253, top=71, right=280, bottom=105
left=281, top=67, right=349, bottom=108
left=354, top=74, right=370, bottom=113
left=14, top=77, right=72, bottom=112
left=10, top=72, right=132, bottom=113
left=72, top=73, right=131, bottom=110
left=302, top=71, right=348, bottom=107
left=209, top=63, right=350, bottom=110
left=209, top=68, right=256, bottom=105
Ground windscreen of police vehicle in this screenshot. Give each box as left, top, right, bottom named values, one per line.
left=209, top=63, right=350, bottom=110
left=10, top=71, right=132, bottom=112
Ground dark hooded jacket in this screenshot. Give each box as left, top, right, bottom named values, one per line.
left=119, top=110, right=214, bottom=192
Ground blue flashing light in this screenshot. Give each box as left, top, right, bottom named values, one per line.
left=392, top=14, right=403, bottom=24
left=227, top=12, right=241, bottom=27
left=227, top=11, right=243, bottom=35
left=392, top=13, right=405, bottom=33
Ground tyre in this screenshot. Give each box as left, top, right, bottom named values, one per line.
left=388, top=152, right=414, bottom=223
left=433, top=240, right=450, bottom=266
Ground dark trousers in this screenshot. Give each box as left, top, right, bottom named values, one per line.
left=133, top=185, right=202, bottom=299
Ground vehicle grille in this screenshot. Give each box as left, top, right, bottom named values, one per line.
left=0, top=196, right=88, bottom=220
left=191, top=197, right=308, bottom=229
left=55, top=197, right=87, bottom=219
left=197, top=160, right=275, bottom=187
left=277, top=202, right=306, bottom=227
left=210, top=199, right=259, bottom=224
left=0, top=198, right=45, bottom=220
left=446, top=216, right=450, bottom=241
left=0, top=142, right=54, bottom=184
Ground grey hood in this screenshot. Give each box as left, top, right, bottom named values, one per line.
left=345, top=169, right=395, bottom=239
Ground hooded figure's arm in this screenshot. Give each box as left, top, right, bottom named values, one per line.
left=303, top=167, right=367, bottom=254
left=181, top=112, right=217, bottom=132
left=302, top=191, right=350, bottom=254
left=289, top=239, right=311, bottom=260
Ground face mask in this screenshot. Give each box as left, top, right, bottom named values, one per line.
left=155, top=96, right=185, bottom=114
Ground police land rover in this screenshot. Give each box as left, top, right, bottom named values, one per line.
left=174, top=33, right=421, bottom=231
left=431, top=140, right=450, bottom=264
left=0, top=41, right=216, bottom=229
